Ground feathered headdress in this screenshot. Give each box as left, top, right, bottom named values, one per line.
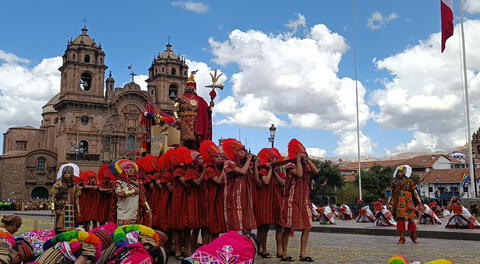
left=80, top=171, right=97, bottom=183
left=200, top=140, right=221, bottom=166
left=221, top=138, right=245, bottom=160
left=97, top=164, right=115, bottom=184
left=136, top=155, right=157, bottom=173
left=186, top=70, right=198, bottom=87
left=288, top=138, right=307, bottom=160
left=162, top=149, right=176, bottom=171
left=171, top=147, right=188, bottom=167
left=258, top=148, right=284, bottom=165
left=184, top=149, right=200, bottom=165
left=109, top=159, right=139, bottom=178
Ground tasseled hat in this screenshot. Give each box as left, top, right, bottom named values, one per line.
left=221, top=138, right=245, bottom=160
left=288, top=138, right=307, bottom=159
left=258, top=148, right=283, bottom=165
left=200, top=140, right=221, bottom=167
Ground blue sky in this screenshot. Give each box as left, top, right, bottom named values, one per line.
left=1, top=0, right=480, bottom=158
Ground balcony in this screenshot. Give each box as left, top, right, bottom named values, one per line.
left=66, top=153, right=100, bottom=161
left=435, top=192, right=460, bottom=199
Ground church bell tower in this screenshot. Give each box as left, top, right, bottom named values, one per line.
left=58, top=27, right=107, bottom=104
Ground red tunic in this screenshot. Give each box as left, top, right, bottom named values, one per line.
left=279, top=164, right=312, bottom=229
left=78, top=186, right=99, bottom=222
left=97, top=186, right=114, bottom=224
left=185, top=168, right=201, bottom=229
left=204, top=167, right=227, bottom=234
left=224, top=160, right=257, bottom=231
left=170, top=167, right=187, bottom=230
left=144, top=172, right=161, bottom=228
left=158, top=172, right=172, bottom=231
left=255, top=168, right=285, bottom=226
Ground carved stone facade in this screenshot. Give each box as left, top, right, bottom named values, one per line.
left=0, top=27, right=187, bottom=199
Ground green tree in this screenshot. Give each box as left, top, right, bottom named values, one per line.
left=355, top=165, right=394, bottom=203
left=310, top=160, right=344, bottom=205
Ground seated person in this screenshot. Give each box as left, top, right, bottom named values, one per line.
left=339, top=204, right=354, bottom=220
left=182, top=231, right=258, bottom=264
left=418, top=204, right=442, bottom=225
left=445, top=197, right=480, bottom=229
left=375, top=205, right=397, bottom=226
left=356, top=206, right=376, bottom=223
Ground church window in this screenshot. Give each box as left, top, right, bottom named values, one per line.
left=73, top=54, right=76, bottom=60
left=168, top=84, right=178, bottom=101
left=84, top=54, right=90, bottom=63
left=16, top=141, right=27, bottom=151
left=37, top=158, right=46, bottom=171
left=100, top=58, right=103, bottom=64
left=81, top=116, right=89, bottom=125
left=104, top=136, right=111, bottom=147
left=127, top=135, right=135, bottom=151
left=184, top=70, right=187, bottom=76
left=80, top=72, right=92, bottom=91
left=79, top=140, right=88, bottom=154
left=162, top=67, right=165, bottom=72
left=171, top=68, right=176, bottom=76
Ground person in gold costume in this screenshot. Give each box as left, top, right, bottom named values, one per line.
left=174, top=71, right=212, bottom=150
left=387, top=165, right=423, bottom=244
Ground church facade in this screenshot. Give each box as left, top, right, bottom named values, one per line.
left=0, top=27, right=188, bottom=200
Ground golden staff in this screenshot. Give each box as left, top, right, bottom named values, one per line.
left=205, top=69, right=224, bottom=106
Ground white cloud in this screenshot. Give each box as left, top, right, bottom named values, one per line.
left=372, top=19, right=480, bottom=154
left=465, top=0, right=480, bottom=14
left=0, top=50, right=30, bottom=64
left=135, top=74, right=148, bottom=90
left=334, top=131, right=375, bottom=157
left=306, top=147, right=327, bottom=158
left=0, top=51, right=61, bottom=134
left=285, top=13, right=306, bottom=32
left=366, top=11, right=399, bottom=30
left=171, top=1, right=209, bottom=14
left=209, top=24, right=373, bottom=157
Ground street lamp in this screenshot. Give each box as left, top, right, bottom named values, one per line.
left=268, top=124, right=276, bottom=148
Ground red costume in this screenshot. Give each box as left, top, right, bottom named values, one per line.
left=221, top=138, right=257, bottom=231
left=78, top=171, right=99, bottom=224
left=184, top=150, right=203, bottom=229
left=170, top=147, right=188, bottom=230
left=200, top=140, right=227, bottom=235
left=279, top=139, right=313, bottom=229
left=159, top=150, right=175, bottom=231
left=255, top=148, right=286, bottom=226
left=97, top=165, right=115, bottom=224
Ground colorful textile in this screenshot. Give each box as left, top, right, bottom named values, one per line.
left=390, top=179, right=418, bottom=220
left=18, top=229, right=55, bottom=257
left=184, top=231, right=255, bottom=264
left=356, top=206, right=376, bottom=223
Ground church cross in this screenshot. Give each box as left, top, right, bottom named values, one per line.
left=82, top=18, right=87, bottom=28
left=128, top=64, right=137, bottom=83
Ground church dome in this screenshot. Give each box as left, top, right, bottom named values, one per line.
left=42, top=93, right=60, bottom=114
left=71, top=27, right=97, bottom=46
left=158, top=44, right=180, bottom=60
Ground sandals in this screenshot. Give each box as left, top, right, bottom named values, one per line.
left=259, top=252, right=272, bottom=258
left=299, top=256, right=314, bottom=262
left=281, top=256, right=295, bottom=262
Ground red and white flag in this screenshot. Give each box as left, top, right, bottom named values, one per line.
left=441, top=0, right=454, bottom=52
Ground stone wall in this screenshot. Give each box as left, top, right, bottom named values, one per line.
left=0, top=155, right=27, bottom=200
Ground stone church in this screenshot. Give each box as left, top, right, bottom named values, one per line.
left=0, top=27, right=189, bottom=200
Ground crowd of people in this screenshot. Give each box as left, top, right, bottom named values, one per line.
left=31, top=137, right=318, bottom=263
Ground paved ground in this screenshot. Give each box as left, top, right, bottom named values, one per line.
left=171, top=232, right=478, bottom=264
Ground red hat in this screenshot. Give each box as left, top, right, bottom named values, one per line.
left=200, top=140, right=221, bottom=167
left=258, top=148, right=283, bottom=165
left=288, top=138, right=307, bottom=160
left=221, top=138, right=245, bottom=160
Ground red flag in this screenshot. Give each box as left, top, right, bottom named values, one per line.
left=441, top=0, right=454, bottom=52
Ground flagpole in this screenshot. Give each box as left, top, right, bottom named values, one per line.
left=459, top=0, right=476, bottom=198
left=352, top=0, right=362, bottom=201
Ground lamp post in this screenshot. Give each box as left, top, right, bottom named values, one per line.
left=268, top=124, right=276, bottom=148
left=436, top=178, right=439, bottom=198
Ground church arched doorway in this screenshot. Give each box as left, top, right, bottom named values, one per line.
left=31, top=187, right=49, bottom=199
